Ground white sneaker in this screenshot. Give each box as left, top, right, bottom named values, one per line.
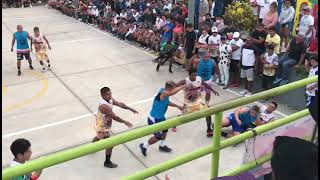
left=240, top=89, right=248, bottom=95
left=215, top=79, right=220, bottom=84
left=245, top=92, right=252, bottom=96
left=42, top=68, right=46, bottom=73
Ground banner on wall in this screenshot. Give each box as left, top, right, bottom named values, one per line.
left=242, top=115, right=316, bottom=177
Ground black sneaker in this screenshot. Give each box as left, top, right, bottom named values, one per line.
left=221, top=131, right=228, bottom=138
left=29, top=65, right=34, bottom=70
left=104, top=161, right=118, bottom=168
left=139, top=143, right=147, bottom=157
left=169, top=68, right=173, bottom=73
left=156, top=64, right=160, bottom=72
left=159, top=145, right=172, bottom=153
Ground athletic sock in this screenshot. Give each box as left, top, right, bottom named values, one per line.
left=159, top=140, right=166, bottom=147
left=105, top=155, right=111, bottom=164
left=143, top=141, right=149, bottom=148
left=206, top=116, right=212, bottom=132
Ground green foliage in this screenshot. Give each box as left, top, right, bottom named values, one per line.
left=223, top=0, right=256, bottom=32
left=295, top=66, right=309, bottom=78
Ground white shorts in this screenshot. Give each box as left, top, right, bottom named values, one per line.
left=240, top=68, right=254, bottom=81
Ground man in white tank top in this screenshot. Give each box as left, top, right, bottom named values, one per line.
left=175, top=69, right=219, bottom=135
left=30, top=27, right=52, bottom=72
left=93, top=87, right=138, bottom=168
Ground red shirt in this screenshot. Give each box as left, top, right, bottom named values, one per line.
left=308, top=38, right=318, bottom=52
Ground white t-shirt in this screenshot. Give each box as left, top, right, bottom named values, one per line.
left=163, top=3, right=172, bottom=12
left=198, top=34, right=209, bottom=52
left=263, top=52, right=279, bottom=76
left=229, top=38, right=244, bottom=60
left=260, top=105, right=275, bottom=122
left=155, top=18, right=164, bottom=29
left=91, top=8, right=99, bottom=16
left=258, top=0, right=277, bottom=19
left=208, top=34, right=221, bottom=57
left=241, top=48, right=256, bottom=66
left=306, top=66, right=318, bottom=96
left=120, top=12, right=127, bottom=18
left=10, top=160, right=32, bottom=180
left=299, top=15, right=314, bottom=39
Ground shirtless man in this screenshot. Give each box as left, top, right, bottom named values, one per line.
left=93, top=87, right=138, bottom=168
left=11, top=25, right=34, bottom=76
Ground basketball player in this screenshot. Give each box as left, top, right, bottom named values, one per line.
left=139, top=81, right=186, bottom=156
left=175, top=68, right=219, bottom=135
left=30, top=27, right=52, bottom=72
left=11, top=25, right=34, bottom=76
left=93, top=87, right=138, bottom=168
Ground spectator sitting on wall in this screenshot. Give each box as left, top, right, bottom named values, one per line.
left=273, top=34, right=306, bottom=85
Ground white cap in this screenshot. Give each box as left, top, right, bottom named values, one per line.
left=233, top=32, right=240, bottom=38
left=211, top=27, right=218, bottom=33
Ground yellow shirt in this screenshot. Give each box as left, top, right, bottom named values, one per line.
left=265, top=34, right=281, bottom=54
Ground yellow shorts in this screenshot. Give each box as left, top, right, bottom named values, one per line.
left=36, top=48, right=49, bottom=61
left=94, top=125, right=112, bottom=139
left=184, top=103, right=207, bottom=114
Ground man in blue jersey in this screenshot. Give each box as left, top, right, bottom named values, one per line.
left=196, top=51, right=220, bottom=137
left=11, top=25, right=34, bottom=76
left=139, top=81, right=186, bottom=156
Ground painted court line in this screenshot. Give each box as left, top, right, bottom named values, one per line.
left=3, top=71, right=49, bottom=113
left=2, top=97, right=155, bottom=139
left=2, top=37, right=107, bottom=52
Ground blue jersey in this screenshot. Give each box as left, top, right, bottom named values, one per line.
left=149, top=88, right=170, bottom=121
left=197, top=59, right=214, bottom=81
left=15, top=31, right=30, bottom=53
left=238, top=110, right=258, bottom=127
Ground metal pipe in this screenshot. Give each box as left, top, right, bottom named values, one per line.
left=2, top=76, right=317, bottom=180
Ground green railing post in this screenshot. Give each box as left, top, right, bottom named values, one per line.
left=211, top=112, right=223, bottom=178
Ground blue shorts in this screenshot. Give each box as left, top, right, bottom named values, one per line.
left=148, top=117, right=168, bottom=139
left=227, top=113, right=246, bottom=133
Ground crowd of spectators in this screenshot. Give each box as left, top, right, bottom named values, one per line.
left=45, top=0, right=317, bottom=95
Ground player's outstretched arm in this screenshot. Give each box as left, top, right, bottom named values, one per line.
left=113, top=99, right=138, bottom=114
left=169, top=101, right=184, bottom=111
left=201, top=80, right=219, bottom=96
left=100, top=104, right=133, bottom=128
left=160, top=84, right=187, bottom=100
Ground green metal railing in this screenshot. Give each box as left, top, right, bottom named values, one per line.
left=2, top=76, right=317, bottom=180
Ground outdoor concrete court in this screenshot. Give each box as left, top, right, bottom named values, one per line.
left=2, top=6, right=296, bottom=180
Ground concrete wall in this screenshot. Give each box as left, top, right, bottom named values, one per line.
left=252, top=70, right=308, bottom=111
